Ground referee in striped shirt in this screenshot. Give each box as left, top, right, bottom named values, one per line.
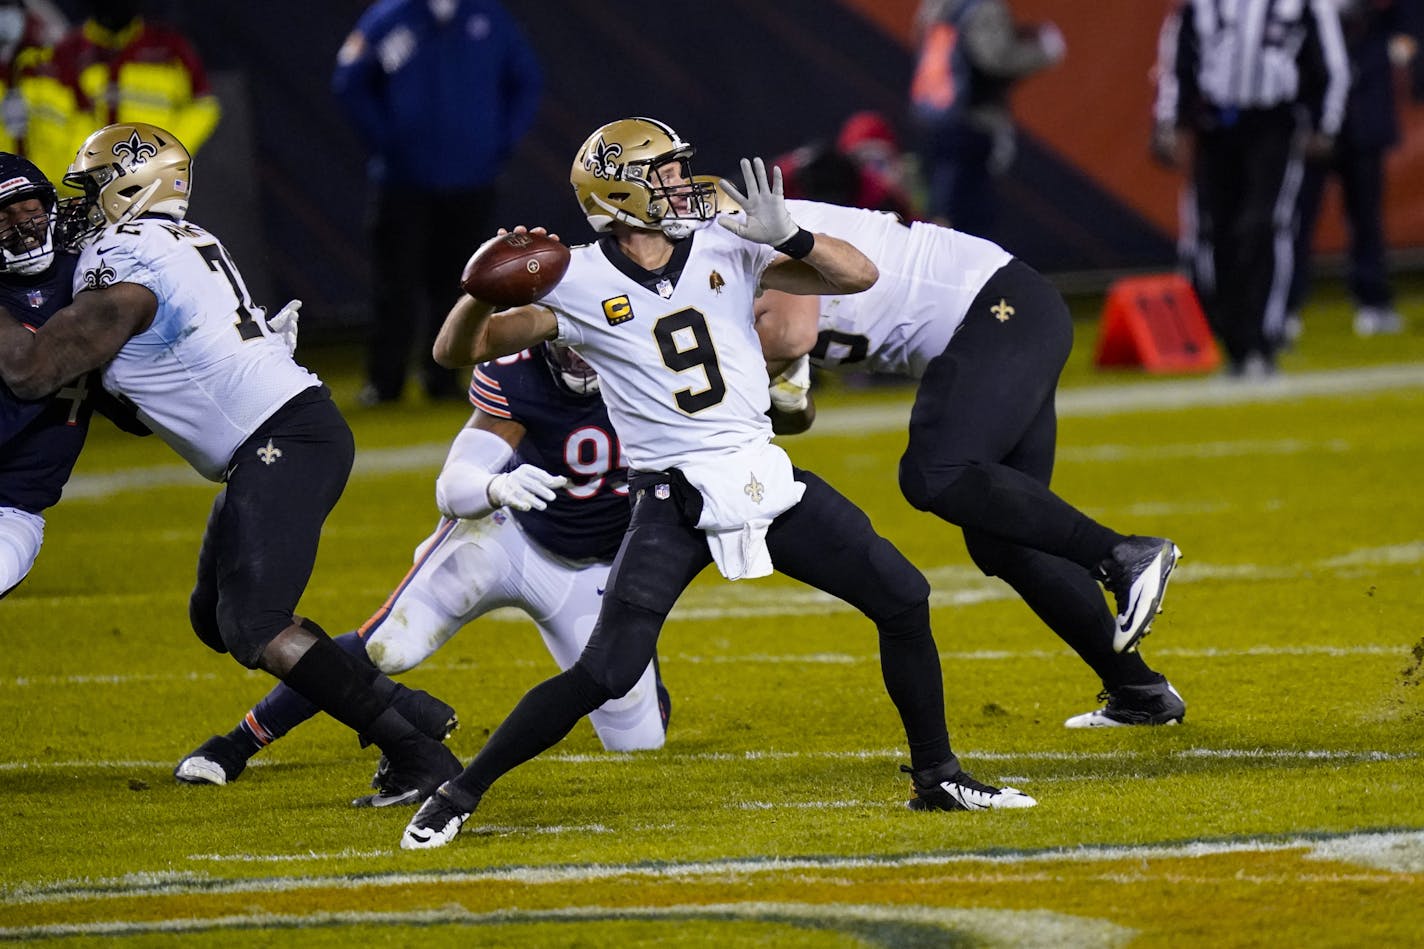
left=1153, top=0, right=1349, bottom=378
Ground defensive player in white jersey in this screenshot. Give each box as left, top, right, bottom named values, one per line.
left=755, top=200, right=1185, bottom=728
left=173, top=343, right=669, bottom=792
left=0, top=122, right=462, bottom=808
left=401, top=116, right=1038, bottom=851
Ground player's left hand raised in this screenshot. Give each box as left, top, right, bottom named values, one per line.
left=719, top=157, right=798, bottom=247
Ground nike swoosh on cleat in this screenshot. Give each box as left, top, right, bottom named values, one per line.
left=351, top=787, right=423, bottom=808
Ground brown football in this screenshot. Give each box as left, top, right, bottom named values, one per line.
left=459, top=232, right=571, bottom=307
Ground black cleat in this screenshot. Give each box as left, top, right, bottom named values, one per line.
left=1065, top=679, right=1186, bottom=728
left=367, top=686, right=458, bottom=788
left=901, top=760, right=1037, bottom=811
left=174, top=734, right=251, bottom=786
left=400, top=782, right=482, bottom=850
left=1093, top=536, right=1181, bottom=653
left=352, top=736, right=461, bottom=808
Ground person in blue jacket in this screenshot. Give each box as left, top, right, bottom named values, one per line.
left=333, top=0, right=542, bottom=404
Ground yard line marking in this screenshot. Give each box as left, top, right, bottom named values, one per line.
left=5, top=641, right=1407, bottom=691
left=4, top=830, right=1419, bottom=908
left=1059, top=437, right=1351, bottom=463
left=3, top=747, right=1409, bottom=774
left=732, top=800, right=875, bottom=810
left=0, top=759, right=270, bottom=772
left=59, top=363, right=1424, bottom=500
left=6, top=671, right=220, bottom=687
left=802, top=363, right=1424, bottom=434
left=0, top=902, right=1133, bottom=948
left=186, top=848, right=391, bottom=863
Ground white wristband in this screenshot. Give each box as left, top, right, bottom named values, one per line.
left=434, top=426, right=515, bottom=519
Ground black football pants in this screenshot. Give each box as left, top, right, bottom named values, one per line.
left=188, top=387, right=354, bottom=668
left=448, top=465, right=953, bottom=799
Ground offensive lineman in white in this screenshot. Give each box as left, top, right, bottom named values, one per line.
left=0, top=123, right=462, bottom=808
left=756, top=200, right=1185, bottom=728
left=402, top=116, right=1037, bottom=851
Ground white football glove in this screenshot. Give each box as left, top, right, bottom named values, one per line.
left=267, top=299, right=302, bottom=355
left=486, top=464, right=568, bottom=512
left=718, top=157, right=798, bottom=247
left=769, top=354, right=812, bottom=413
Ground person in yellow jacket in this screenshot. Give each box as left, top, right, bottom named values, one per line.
left=31, top=0, right=218, bottom=186
left=0, top=0, right=66, bottom=173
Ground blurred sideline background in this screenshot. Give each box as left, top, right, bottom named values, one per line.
left=47, top=0, right=1424, bottom=336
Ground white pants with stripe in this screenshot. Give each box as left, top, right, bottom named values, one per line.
left=0, top=508, right=44, bottom=598
left=361, top=510, right=664, bottom=752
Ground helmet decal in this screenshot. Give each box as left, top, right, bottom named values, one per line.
left=111, top=131, right=158, bottom=168
left=584, top=137, right=623, bottom=180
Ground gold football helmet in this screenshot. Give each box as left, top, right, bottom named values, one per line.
left=61, top=122, right=192, bottom=245
left=570, top=117, right=718, bottom=238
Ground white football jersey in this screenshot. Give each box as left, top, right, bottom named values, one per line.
left=544, top=225, right=777, bottom=472
left=76, top=218, right=320, bottom=481
left=787, top=200, right=1013, bottom=379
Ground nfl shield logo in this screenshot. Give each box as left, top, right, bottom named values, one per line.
left=655, top=484, right=671, bottom=500
left=26, top=289, right=45, bottom=308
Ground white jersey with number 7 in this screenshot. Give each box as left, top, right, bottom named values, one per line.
left=74, top=218, right=319, bottom=481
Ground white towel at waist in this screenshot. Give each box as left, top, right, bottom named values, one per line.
left=678, top=442, right=806, bottom=581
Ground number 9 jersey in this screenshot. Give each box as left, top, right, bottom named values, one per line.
left=541, top=225, right=778, bottom=473
left=74, top=218, right=320, bottom=481
left=469, top=349, right=630, bottom=563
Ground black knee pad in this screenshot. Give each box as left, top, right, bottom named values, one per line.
left=864, top=536, right=932, bottom=617
left=188, top=591, right=227, bottom=656
left=897, top=451, right=936, bottom=511
left=964, top=529, right=1018, bottom=578
left=217, top=606, right=293, bottom=671
left=902, top=460, right=988, bottom=524
left=566, top=660, right=618, bottom=709
left=876, top=598, right=931, bottom=642
left=578, top=599, right=664, bottom=699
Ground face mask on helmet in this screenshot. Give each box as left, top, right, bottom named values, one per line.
left=0, top=155, right=58, bottom=275
left=0, top=200, right=56, bottom=274
left=61, top=123, right=192, bottom=247
left=543, top=342, right=600, bottom=396
left=570, top=117, right=719, bottom=239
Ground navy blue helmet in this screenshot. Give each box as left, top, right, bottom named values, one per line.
left=0, top=152, right=59, bottom=275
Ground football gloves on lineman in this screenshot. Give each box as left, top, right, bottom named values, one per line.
left=486, top=465, right=568, bottom=513
left=267, top=299, right=301, bottom=355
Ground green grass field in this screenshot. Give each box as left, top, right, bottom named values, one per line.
left=3, top=283, right=1423, bottom=947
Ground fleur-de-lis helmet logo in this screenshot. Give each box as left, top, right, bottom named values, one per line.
left=82, top=263, right=117, bottom=289
left=584, top=136, right=623, bottom=180
left=111, top=131, right=158, bottom=170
